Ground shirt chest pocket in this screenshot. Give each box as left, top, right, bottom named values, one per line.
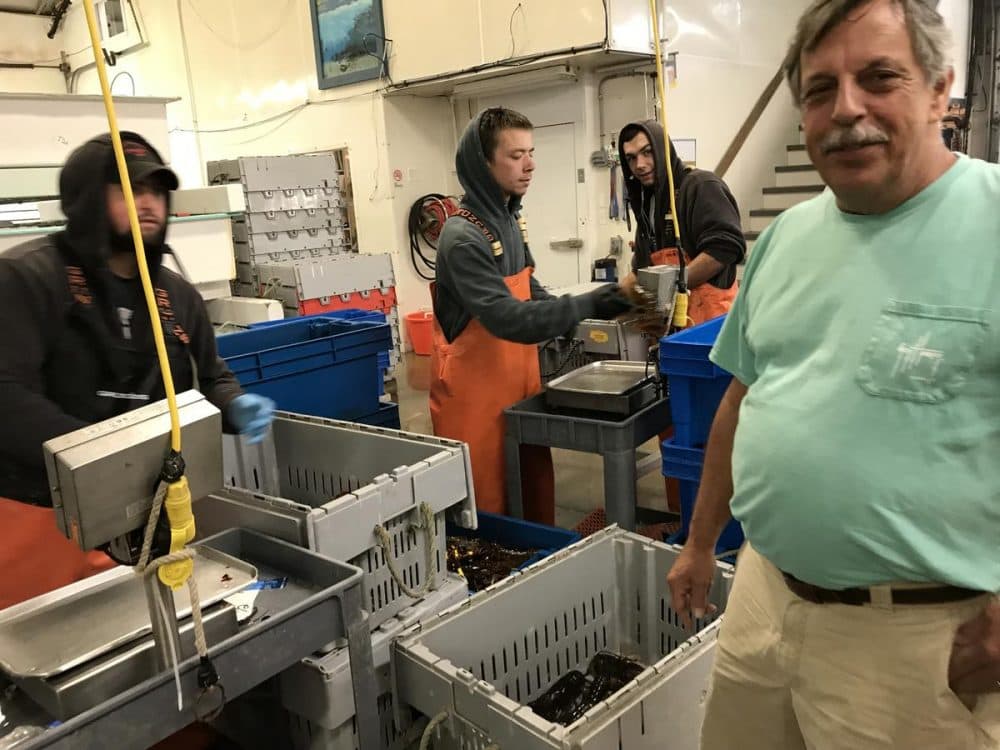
left=856, top=300, right=990, bottom=404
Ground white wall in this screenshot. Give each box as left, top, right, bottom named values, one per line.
left=383, top=95, right=460, bottom=314
left=0, top=13, right=67, bottom=94
left=938, top=0, right=971, bottom=97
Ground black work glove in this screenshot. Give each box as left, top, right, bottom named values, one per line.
left=588, top=284, right=633, bottom=320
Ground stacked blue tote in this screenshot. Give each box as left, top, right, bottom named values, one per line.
left=659, top=315, right=744, bottom=554
left=217, top=310, right=400, bottom=428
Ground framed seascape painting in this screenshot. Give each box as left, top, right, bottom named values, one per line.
left=310, top=0, right=388, bottom=89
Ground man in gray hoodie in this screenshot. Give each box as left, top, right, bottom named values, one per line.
left=431, top=107, right=631, bottom=522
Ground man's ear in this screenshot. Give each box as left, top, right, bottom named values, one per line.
left=929, top=67, right=955, bottom=122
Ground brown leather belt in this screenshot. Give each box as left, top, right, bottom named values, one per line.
left=782, top=572, right=984, bottom=606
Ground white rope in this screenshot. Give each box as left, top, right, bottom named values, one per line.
left=418, top=711, right=450, bottom=750
left=417, top=709, right=500, bottom=750
left=373, top=502, right=437, bottom=599
left=135, top=480, right=209, bottom=710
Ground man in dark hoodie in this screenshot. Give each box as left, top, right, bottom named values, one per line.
left=619, top=120, right=745, bottom=325
left=0, top=132, right=274, bottom=610
left=432, top=108, right=632, bottom=521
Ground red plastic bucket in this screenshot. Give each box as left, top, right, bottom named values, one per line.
left=405, top=310, right=434, bottom=356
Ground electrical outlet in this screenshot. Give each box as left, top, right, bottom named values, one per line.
left=577, top=168, right=585, bottom=183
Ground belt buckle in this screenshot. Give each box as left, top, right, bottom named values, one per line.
left=869, top=584, right=893, bottom=610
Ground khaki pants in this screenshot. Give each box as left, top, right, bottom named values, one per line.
left=702, top=544, right=1000, bottom=750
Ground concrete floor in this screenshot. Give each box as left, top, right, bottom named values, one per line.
left=390, top=352, right=669, bottom=532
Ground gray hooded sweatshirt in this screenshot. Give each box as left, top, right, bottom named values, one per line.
left=433, top=110, right=599, bottom=344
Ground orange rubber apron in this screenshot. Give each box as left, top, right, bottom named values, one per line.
left=0, top=497, right=116, bottom=611
left=650, top=247, right=738, bottom=325
left=429, top=267, right=555, bottom=524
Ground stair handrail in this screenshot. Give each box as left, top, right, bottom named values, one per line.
left=714, top=65, right=787, bottom=179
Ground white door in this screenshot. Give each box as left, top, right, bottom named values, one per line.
left=522, top=122, right=581, bottom=288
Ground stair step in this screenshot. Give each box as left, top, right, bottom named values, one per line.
left=775, top=164, right=823, bottom=188
left=786, top=143, right=812, bottom=167
left=762, top=185, right=825, bottom=210
left=748, top=209, right=782, bottom=232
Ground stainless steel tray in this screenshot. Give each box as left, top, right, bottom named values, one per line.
left=545, top=361, right=660, bottom=416
left=546, top=360, right=652, bottom=395
left=0, top=547, right=256, bottom=679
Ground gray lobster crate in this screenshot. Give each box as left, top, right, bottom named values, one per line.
left=197, top=414, right=477, bottom=630
left=392, top=528, right=734, bottom=750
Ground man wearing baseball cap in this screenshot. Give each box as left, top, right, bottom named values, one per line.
left=0, top=132, right=274, bottom=612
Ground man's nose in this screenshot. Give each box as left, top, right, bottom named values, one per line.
left=832, top=79, right=866, bottom=126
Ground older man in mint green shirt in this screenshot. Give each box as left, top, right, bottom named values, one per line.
left=667, top=1, right=1000, bottom=748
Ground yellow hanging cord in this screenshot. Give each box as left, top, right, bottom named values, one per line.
left=648, top=0, right=690, bottom=328
left=81, top=0, right=182, bottom=452
left=82, top=1, right=223, bottom=717
left=82, top=0, right=197, bottom=596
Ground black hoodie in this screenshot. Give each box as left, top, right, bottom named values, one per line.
left=618, top=120, right=745, bottom=288
left=0, top=133, right=242, bottom=505
left=433, top=110, right=601, bottom=344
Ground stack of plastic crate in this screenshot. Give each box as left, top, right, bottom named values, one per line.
left=254, top=253, right=402, bottom=372
left=207, top=154, right=403, bottom=375
left=245, top=309, right=401, bottom=428
left=216, top=315, right=393, bottom=424
left=659, top=316, right=744, bottom=555
left=195, top=414, right=479, bottom=750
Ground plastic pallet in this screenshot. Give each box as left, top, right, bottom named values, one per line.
left=197, top=414, right=477, bottom=631
left=392, top=527, right=734, bottom=750
left=281, top=575, right=469, bottom=732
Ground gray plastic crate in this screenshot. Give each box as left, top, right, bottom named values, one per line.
left=197, top=415, right=477, bottom=630
left=245, top=188, right=345, bottom=214
left=246, top=207, right=348, bottom=234
left=281, top=575, right=468, bottom=731
left=392, top=528, right=733, bottom=750
left=233, top=223, right=346, bottom=255
left=234, top=244, right=347, bottom=265
left=208, top=154, right=342, bottom=193
left=256, top=254, right=395, bottom=301
left=15, top=529, right=380, bottom=750
left=288, top=692, right=422, bottom=750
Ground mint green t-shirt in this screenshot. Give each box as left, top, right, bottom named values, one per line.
left=711, top=155, right=1000, bottom=590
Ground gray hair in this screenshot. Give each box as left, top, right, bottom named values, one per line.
left=784, top=0, right=953, bottom=105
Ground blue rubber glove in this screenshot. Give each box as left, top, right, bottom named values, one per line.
left=226, top=393, right=276, bottom=445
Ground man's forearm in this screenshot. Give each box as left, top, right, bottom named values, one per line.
left=686, top=379, right=746, bottom=549
left=685, top=253, right=725, bottom=288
